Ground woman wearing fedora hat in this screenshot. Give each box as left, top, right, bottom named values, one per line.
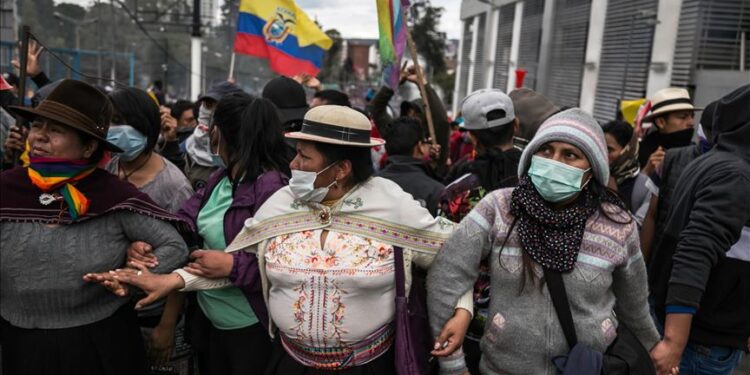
left=0, top=79, right=189, bottom=374
left=105, top=104, right=473, bottom=374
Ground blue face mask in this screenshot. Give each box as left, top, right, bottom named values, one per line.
left=528, top=155, right=591, bottom=203
left=210, top=130, right=226, bottom=168
left=107, top=125, right=147, bottom=161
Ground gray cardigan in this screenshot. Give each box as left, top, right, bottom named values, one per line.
left=0, top=210, right=188, bottom=329
left=427, top=188, right=659, bottom=375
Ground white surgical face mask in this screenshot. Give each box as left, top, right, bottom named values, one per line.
left=289, top=163, right=337, bottom=203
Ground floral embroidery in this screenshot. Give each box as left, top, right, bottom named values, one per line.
left=291, top=283, right=309, bottom=341
left=266, top=230, right=395, bottom=348
left=343, top=197, right=363, bottom=209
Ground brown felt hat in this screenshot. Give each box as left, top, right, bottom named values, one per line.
left=9, top=79, right=122, bottom=152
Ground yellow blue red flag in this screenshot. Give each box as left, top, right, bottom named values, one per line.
left=234, top=0, right=333, bottom=77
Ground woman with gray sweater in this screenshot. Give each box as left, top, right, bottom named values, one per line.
left=0, top=80, right=188, bottom=375
left=427, top=109, right=661, bottom=375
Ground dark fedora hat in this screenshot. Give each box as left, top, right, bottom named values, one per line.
left=10, top=79, right=123, bottom=152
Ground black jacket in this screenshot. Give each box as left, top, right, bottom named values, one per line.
left=649, top=85, right=750, bottom=349
left=378, top=155, right=444, bottom=216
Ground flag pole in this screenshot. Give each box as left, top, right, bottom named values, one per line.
left=227, top=52, right=236, bottom=81
left=405, top=28, right=437, bottom=146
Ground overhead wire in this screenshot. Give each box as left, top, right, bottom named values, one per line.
left=111, top=0, right=206, bottom=80
left=28, top=32, right=130, bottom=88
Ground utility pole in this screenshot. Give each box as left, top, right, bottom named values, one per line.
left=110, top=0, right=117, bottom=82
left=190, top=0, right=202, bottom=100
left=53, top=12, right=98, bottom=51
left=96, top=0, right=102, bottom=83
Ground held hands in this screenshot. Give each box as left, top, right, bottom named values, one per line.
left=650, top=339, right=682, bottom=375
left=431, top=308, right=472, bottom=357
left=184, top=250, right=233, bottom=279
left=127, top=241, right=159, bottom=268
left=110, top=263, right=185, bottom=309
left=83, top=271, right=130, bottom=297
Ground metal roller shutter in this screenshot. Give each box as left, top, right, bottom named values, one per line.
left=671, top=0, right=701, bottom=87
left=695, top=0, right=750, bottom=70
left=458, top=20, right=474, bottom=104
left=518, top=0, right=544, bottom=90
left=493, top=3, right=517, bottom=90
left=472, top=13, right=487, bottom=91
left=592, top=0, right=659, bottom=122
left=545, top=0, right=591, bottom=109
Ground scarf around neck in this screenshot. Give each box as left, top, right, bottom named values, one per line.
left=610, top=131, right=641, bottom=186
left=510, top=176, right=624, bottom=272
left=1, top=165, right=187, bottom=229
left=27, top=157, right=97, bottom=219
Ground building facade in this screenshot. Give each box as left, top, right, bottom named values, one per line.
left=454, top=0, right=750, bottom=121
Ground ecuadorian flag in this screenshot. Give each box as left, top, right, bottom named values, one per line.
left=235, top=0, right=333, bottom=77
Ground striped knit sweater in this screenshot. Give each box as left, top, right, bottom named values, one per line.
left=427, top=188, right=659, bottom=375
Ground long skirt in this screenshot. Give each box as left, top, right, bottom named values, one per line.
left=0, top=303, right=146, bottom=375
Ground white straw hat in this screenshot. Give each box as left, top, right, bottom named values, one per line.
left=643, top=87, right=702, bottom=123
left=285, top=105, right=385, bottom=147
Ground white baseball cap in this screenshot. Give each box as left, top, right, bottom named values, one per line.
left=460, top=89, right=515, bottom=130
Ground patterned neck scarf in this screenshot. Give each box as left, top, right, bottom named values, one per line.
left=610, top=131, right=640, bottom=185
left=510, top=176, right=623, bottom=272
left=27, top=157, right=97, bottom=220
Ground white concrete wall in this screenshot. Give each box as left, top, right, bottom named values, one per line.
left=506, top=1, right=524, bottom=92
left=646, top=0, right=683, bottom=97
left=579, top=0, right=609, bottom=114
left=487, top=7, right=502, bottom=88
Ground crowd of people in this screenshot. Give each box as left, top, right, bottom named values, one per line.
left=0, top=47, right=748, bottom=375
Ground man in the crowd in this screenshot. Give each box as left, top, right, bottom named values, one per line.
left=310, top=89, right=351, bottom=108
left=639, top=88, right=701, bottom=176
left=367, top=65, right=451, bottom=176
left=640, top=101, right=717, bottom=259
left=649, top=84, right=750, bottom=375
left=262, top=75, right=309, bottom=133
left=508, top=87, right=559, bottom=151
left=377, top=117, right=444, bottom=216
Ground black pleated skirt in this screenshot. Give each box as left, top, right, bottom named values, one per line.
left=0, top=303, right=147, bottom=375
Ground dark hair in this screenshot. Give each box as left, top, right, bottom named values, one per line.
left=75, top=129, right=106, bottom=163
left=108, top=87, right=161, bottom=152
left=313, top=142, right=374, bottom=185
left=170, top=99, right=194, bottom=120
left=400, top=101, right=422, bottom=117
left=383, top=117, right=424, bottom=156
left=212, top=93, right=291, bottom=192
left=601, top=120, right=633, bottom=148
left=470, top=110, right=516, bottom=149
left=314, top=90, right=351, bottom=107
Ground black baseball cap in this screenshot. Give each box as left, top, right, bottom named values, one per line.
left=198, top=81, right=244, bottom=103
left=262, top=76, right=309, bottom=127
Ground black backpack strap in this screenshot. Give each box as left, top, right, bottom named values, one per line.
left=543, top=268, right=578, bottom=349
left=394, top=246, right=406, bottom=298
